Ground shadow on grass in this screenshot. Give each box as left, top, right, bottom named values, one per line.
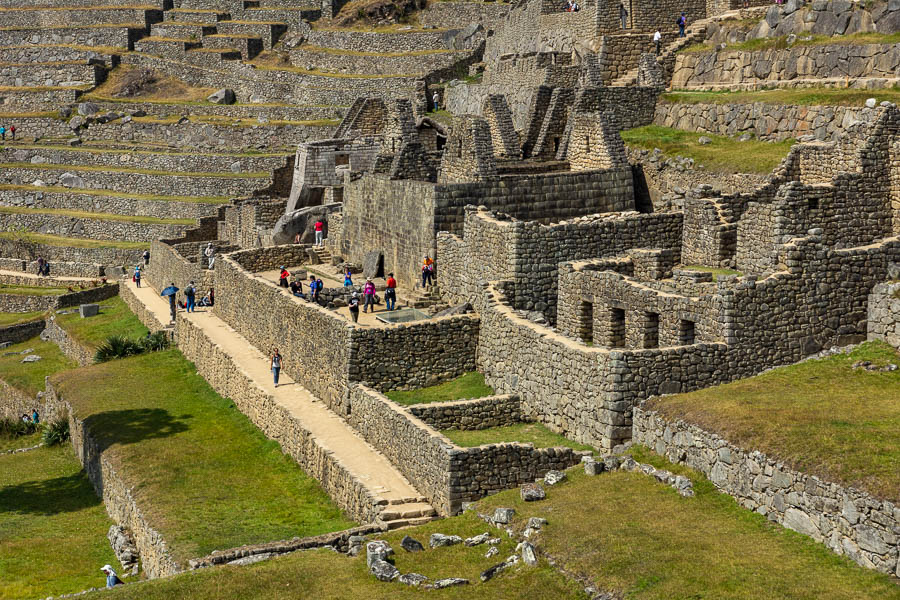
left=0, top=471, right=101, bottom=516
left=83, top=408, right=192, bottom=452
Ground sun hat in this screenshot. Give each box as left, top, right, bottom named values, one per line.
left=101, top=565, right=112, bottom=572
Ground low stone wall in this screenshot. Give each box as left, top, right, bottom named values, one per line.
left=176, top=317, right=385, bottom=523
left=42, top=317, right=93, bottom=366
left=867, top=281, right=900, bottom=348
left=653, top=101, right=882, bottom=142
left=0, top=25, right=140, bottom=51
left=0, top=212, right=191, bottom=244
left=119, top=281, right=169, bottom=333
left=0, top=62, right=105, bottom=88
left=408, top=394, right=521, bottom=430
left=0, top=258, right=106, bottom=278
left=45, top=380, right=181, bottom=578
left=633, top=406, right=900, bottom=576
left=289, top=47, right=468, bottom=76
left=0, top=318, right=45, bottom=345
left=419, top=1, right=510, bottom=28
left=305, top=29, right=455, bottom=53
left=88, top=100, right=342, bottom=122
left=145, top=239, right=216, bottom=300
left=0, top=239, right=144, bottom=269
left=0, top=377, right=39, bottom=420
left=0, top=87, right=83, bottom=112
left=0, top=283, right=117, bottom=313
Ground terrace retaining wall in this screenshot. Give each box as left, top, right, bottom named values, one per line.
left=867, top=281, right=900, bottom=348
left=0, top=282, right=117, bottom=313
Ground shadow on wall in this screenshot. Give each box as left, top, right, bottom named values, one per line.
left=81, top=408, right=192, bottom=452
left=0, top=471, right=102, bottom=516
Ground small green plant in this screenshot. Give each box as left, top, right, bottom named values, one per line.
left=41, top=418, right=70, bottom=446
left=0, top=416, right=36, bottom=438
left=140, top=331, right=171, bottom=352
left=94, top=335, right=143, bottom=363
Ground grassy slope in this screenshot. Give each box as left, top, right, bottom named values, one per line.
left=55, top=296, right=149, bottom=351
left=621, top=125, right=793, bottom=174
left=0, top=337, right=75, bottom=396
left=0, top=231, right=147, bottom=249
left=102, top=452, right=899, bottom=600
left=443, top=423, right=594, bottom=452
left=386, top=372, right=494, bottom=406
left=0, top=428, right=42, bottom=452
left=664, top=86, right=900, bottom=108
left=0, top=283, right=69, bottom=295
left=0, top=311, right=44, bottom=327
left=646, top=341, right=900, bottom=503
left=0, top=445, right=118, bottom=600
left=51, top=349, right=355, bottom=563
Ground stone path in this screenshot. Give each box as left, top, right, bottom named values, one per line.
left=122, top=278, right=436, bottom=527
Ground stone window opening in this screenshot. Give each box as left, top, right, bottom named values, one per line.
left=609, top=307, right=625, bottom=348
left=553, top=136, right=561, bottom=153
left=808, top=197, right=819, bottom=210
left=643, top=312, right=659, bottom=349
left=335, top=153, right=349, bottom=167
left=577, top=301, right=594, bottom=344
left=679, top=319, right=695, bottom=345
left=457, top=139, right=463, bottom=158
left=584, top=134, right=590, bottom=151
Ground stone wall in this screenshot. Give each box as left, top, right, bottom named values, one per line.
left=419, top=1, right=511, bottom=28
left=44, top=380, right=181, bottom=578
left=145, top=240, right=217, bottom=300
left=289, top=47, right=470, bottom=76
left=0, top=211, right=191, bottom=244
left=408, top=394, right=521, bottom=430
left=654, top=100, right=883, bottom=142
left=42, top=317, right=94, bottom=366
left=0, top=257, right=106, bottom=278
left=305, top=29, right=455, bottom=53
left=867, top=280, right=900, bottom=348
left=0, top=25, right=141, bottom=51
left=119, top=280, right=170, bottom=334
left=0, top=283, right=117, bottom=313
left=0, top=318, right=45, bottom=345
left=670, top=43, right=900, bottom=90
left=633, top=407, right=900, bottom=576
left=0, top=377, right=41, bottom=421
left=0, top=238, right=144, bottom=269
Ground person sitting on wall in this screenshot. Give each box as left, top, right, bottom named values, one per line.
left=289, top=280, right=305, bottom=298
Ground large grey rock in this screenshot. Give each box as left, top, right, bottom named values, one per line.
left=77, top=102, right=99, bottom=116
left=697, top=136, right=712, bottom=145
left=22, top=354, right=42, bottom=363
left=398, top=573, right=428, bottom=586
left=429, top=533, right=463, bottom=548
left=464, top=532, right=491, bottom=547
left=362, top=250, right=383, bottom=279
left=520, top=482, right=546, bottom=502
left=493, top=507, right=515, bottom=524
left=79, top=303, right=99, bottom=318
left=783, top=508, right=820, bottom=538
left=782, top=0, right=802, bottom=16
left=59, top=172, right=86, bottom=188
left=400, top=535, right=424, bottom=552
left=228, top=553, right=272, bottom=566
left=370, top=559, right=399, bottom=581
left=445, top=23, right=483, bottom=50
left=520, top=541, right=538, bottom=566
left=432, top=302, right=472, bottom=318
left=543, top=470, right=566, bottom=486
left=271, top=203, right=341, bottom=245
left=207, top=88, right=235, bottom=105
left=431, top=577, right=469, bottom=589
left=365, top=540, right=393, bottom=569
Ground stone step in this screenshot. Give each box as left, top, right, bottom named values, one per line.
left=215, top=20, right=288, bottom=49
left=134, top=37, right=201, bottom=58
left=164, top=9, right=231, bottom=24
left=381, top=515, right=437, bottom=530
left=0, top=62, right=108, bottom=88
left=201, top=33, right=263, bottom=60
left=151, top=21, right=218, bottom=39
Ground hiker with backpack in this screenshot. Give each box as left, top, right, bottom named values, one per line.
left=677, top=12, right=687, bottom=37
left=184, top=281, right=196, bottom=313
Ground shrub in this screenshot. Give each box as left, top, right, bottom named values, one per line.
left=42, top=418, right=70, bottom=446
left=94, top=335, right=143, bottom=363
left=140, top=331, right=171, bottom=353
left=0, top=417, right=36, bottom=438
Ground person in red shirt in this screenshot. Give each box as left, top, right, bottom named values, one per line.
left=9, top=125, right=15, bottom=140
left=385, top=272, right=397, bottom=311
left=278, top=266, right=290, bottom=288
left=314, top=220, right=324, bottom=247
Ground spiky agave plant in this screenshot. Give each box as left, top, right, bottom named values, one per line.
left=94, top=335, right=142, bottom=363
left=41, top=418, right=69, bottom=446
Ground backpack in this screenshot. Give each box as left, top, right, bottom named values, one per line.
left=185, top=286, right=195, bottom=298
left=677, top=15, right=685, bottom=25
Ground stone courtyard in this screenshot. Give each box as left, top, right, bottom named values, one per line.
left=1, top=0, right=900, bottom=596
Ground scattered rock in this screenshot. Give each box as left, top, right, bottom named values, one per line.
left=697, top=136, right=712, bottom=145
left=227, top=553, right=272, bottom=566
left=370, top=559, right=400, bottom=582
left=493, top=507, right=515, bottom=524
left=738, top=133, right=752, bottom=142
left=866, top=98, right=878, bottom=109
left=464, top=532, right=491, bottom=546
left=480, top=555, right=519, bottom=582
left=77, top=102, right=99, bottom=116
left=527, top=517, right=548, bottom=530
left=543, top=470, right=566, bottom=486
left=400, top=535, right=424, bottom=553
left=365, top=540, right=393, bottom=569
left=430, top=577, right=469, bottom=589
left=207, top=88, right=236, bottom=105
left=59, top=172, right=86, bottom=188
left=398, top=572, right=428, bottom=586
left=21, top=355, right=41, bottom=363
left=429, top=533, right=463, bottom=548
left=347, top=535, right=365, bottom=557
left=520, top=482, right=546, bottom=502
left=520, top=541, right=538, bottom=566
left=484, top=546, right=499, bottom=558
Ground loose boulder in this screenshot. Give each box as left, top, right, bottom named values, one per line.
left=370, top=559, right=400, bottom=582
left=400, top=535, right=424, bottom=553
left=207, top=88, right=236, bottom=105
left=520, top=482, right=546, bottom=502
left=366, top=540, right=393, bottom=569
left=429, top=533, right=463, bottom=548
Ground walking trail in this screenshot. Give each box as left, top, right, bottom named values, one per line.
left=123, top=278, right=436, bottom=527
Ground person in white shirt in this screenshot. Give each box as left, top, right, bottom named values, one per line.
left=653, top=29, right=662, bottom=56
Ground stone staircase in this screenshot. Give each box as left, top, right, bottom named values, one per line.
left=406, top=284, right=449, bottom=313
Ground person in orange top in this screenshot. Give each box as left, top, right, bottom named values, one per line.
left=385, top=272, right=397, bottom=311
left=422, top=256, right=435, bottom=288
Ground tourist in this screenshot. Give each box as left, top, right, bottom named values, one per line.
left=348, top=291, right=360, bottom=323
left=142, top=249, right=150, bottom=266
left=9, top=125, right=15, bottom=140
left=343, top=269, right=353, bottom=287
left=571, top=0, right=579, bottom=11
left=36, top=257, right=44, bottom=276
left=41, top=260, right=50, bottom=277
left=363, top=278, right=376, bottom=313
left=279, top=266, right=290, bottom=287
left=165, top=283, right=179, bottom=322
left=422, top=255, right=435, bottom=288
left=101, top=565, right=123, bottom=588
left=293, top=232, right=301, bottom=244
left=134, top=265, right=142, bottom=288
left=385, top=272, right=397, bottom=311
left=184, top=281, right=196, bottom=313
left=619, top=2, right=628, bottom=28
left=677, top=12, right=686, bottom=37
left=316, top=277, right=324, bottom=302
left=432, top=91, right=440, bottom=112
left=0, top=126, right=5, bottom=141
left=309, top=275, right=318, bottom=302
left=205, top=243, right=215, bottom=269
left=289, top=279, right=303, bottom=297
left=314, top=219, right=324, bottom=247
left=271, top=348, right=283, bottom=387
left=199, top=287, right=215, bottom=306
left=31, top=409, right=39, bottom=424
left=21, top=413, right=31, bottom=425
left=653, top=29, right=662, bottom=55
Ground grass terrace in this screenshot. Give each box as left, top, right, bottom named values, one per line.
left=0, top=143, right=292, bottom=158
left=0, top=231, right=148, bottom=250
left=54, top=296, right=147, bottom=351
left=680, top=264, right=743, bottom=280
left=296, top=44, right=453, bottom=56
left=0, top=445, right=118, bottom=600
left=0, top=161, right=270, bottom=179
left=0, top=206, right=194, bottom=226
left=621, top=125, right=794, bottom=174
left=96, top=450, right=900, bottom=599
left=52, top=349, right=355, bottom=563
left=87, top=65, right=213, bottom=103
left=646, top=340, right=900, bottom=503
left=385, top=371, right=493, bottom=406
left=0, top=427, right=42, bottom=452
left=130, top=114, right=340, bottom=127
left=442, top=422, right=595, bottom=452
left=663, top=86, right=900, bottom=107
left=681, top=31, right=900, bottom=55
left=0, top=337, right=75, bottom=396
left=0, top=183, right=229, bottom=205
left=0, top=310, right=45, bottom=327
left=0, top=283, right=70, bottom=295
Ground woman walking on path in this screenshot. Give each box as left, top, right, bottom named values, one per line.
left=349, top=292, right=360, bottom=323
left=271, top=349, right=283, bottom=387
left=385, top=272, right=397, bottom=311
left=279, top=266, right=290, bottom=288
left=134, top=265, right=142, bottom=288
left=344, top=269, right=353, bottom=287
left=363, top=278, right=376, bottom=313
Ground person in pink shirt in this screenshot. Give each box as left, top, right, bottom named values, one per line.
left=314, top=220, right=324, bottom=247
left=363, top=278, right=376, bottom=313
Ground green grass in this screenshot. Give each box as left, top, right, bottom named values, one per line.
left=385, top=371, right=493, bottom=406
left=0, top=283, right=68, bottom=295
left=0, top=336, right=75, bottom=396
left=621, top=125, right=794, bottom=174
left=52, top=349, right=356, bottom=563
left=442, top=422, right=595, bottom=452
left=0, top=444, right=118, bottom=600
left=647, top=340, right=900, bottom=503
left=101, top=509, right=584, bottom=600
left=663, top=86, right=900, bottom=108
left=681, top=264, right=743, bottom=280
left=0, top=427, right=42, bottom=452
left=475, top=453, right=900, bottom=600
left=0, top=231, right=147, bottom=250
left=0, top=205, right=194, bottom=226
left=54, top=296, right=148, bottom=351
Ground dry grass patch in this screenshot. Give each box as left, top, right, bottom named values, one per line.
left=87, top=65, right=213, bottom=103
left=646, top=341, right=900, bottom=503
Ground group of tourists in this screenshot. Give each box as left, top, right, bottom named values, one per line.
left=35, top=257, right=50, bottom=277
left=162, top=281, right=213, bottom=322
left=0, top=124, right=16, bottom=141
left=20, top=409, right=39, bottom=425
